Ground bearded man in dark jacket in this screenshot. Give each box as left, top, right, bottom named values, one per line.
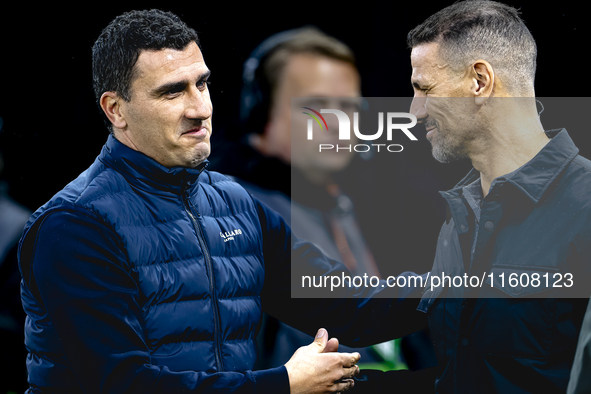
left=358, top=1, right=591, bottom=393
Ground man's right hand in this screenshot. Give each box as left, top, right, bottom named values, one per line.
left=285, top=328, right=360, bottom=394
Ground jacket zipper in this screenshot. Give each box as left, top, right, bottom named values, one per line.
left=181, top=180, right=224, bottom=372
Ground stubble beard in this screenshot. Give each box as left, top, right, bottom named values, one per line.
left=428, top=121, right=468, bottom=164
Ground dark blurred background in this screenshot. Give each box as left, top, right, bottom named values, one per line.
left=1, top=0, right=589, bottom=289
left=1, top=0, right=588, bottom=276
left=0, top=1, right=588, bottom=392
left=0, top=0, right=587, bottom=214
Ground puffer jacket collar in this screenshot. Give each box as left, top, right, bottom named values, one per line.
left=99, top=134, right=208, bottom=195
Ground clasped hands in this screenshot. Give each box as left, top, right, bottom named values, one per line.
left=285, top=328, right=361, bottom=394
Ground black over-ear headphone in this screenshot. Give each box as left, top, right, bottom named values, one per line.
left=239, top=26, right=317, bottom=135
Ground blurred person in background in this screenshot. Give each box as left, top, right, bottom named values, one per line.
left=0, top=116, right=30, bottom=394
left=210, top=27, right=437, bottom=391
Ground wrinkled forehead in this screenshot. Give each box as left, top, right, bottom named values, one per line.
left=133, top=42, right=207, bottom=84
left=410, top=42, right=452, bottom=84
left=411, top=42, right=443, bottom=71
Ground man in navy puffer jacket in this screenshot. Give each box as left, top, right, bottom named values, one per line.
left=18, top=9, right=424, bottom=394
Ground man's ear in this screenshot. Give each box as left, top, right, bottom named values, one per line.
left=471, top=60, right=494, bottom=106
left=248, top=123, right=272, bottom=156
left=100, top=91, right=127, bottom=130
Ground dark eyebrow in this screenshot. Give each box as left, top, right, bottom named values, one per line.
left=198, top=70, right=212, bottom=84
left=152, top=70, right=212, bottom=97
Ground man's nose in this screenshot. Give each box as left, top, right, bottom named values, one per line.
left=410, top=95, right=427, bottom=123
left=185, top=87, right=212, bottom=120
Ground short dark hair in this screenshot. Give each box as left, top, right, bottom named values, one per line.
left=407, top=0, right=537, bottom=94
left=92, top=9, right=199, bottom=130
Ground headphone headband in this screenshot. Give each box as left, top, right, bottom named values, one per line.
left=239, top=26, right=318, bottom=132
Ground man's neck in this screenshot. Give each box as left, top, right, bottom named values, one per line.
left=469, top=110, right=549, bottom=197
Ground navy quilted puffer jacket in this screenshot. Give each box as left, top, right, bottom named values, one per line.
left=19, top=135, right=420, bottom=393
left=18, top=135, right=294, bottom=393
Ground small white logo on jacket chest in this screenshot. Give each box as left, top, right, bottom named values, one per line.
left=220, top=229, right=243, bottom=242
